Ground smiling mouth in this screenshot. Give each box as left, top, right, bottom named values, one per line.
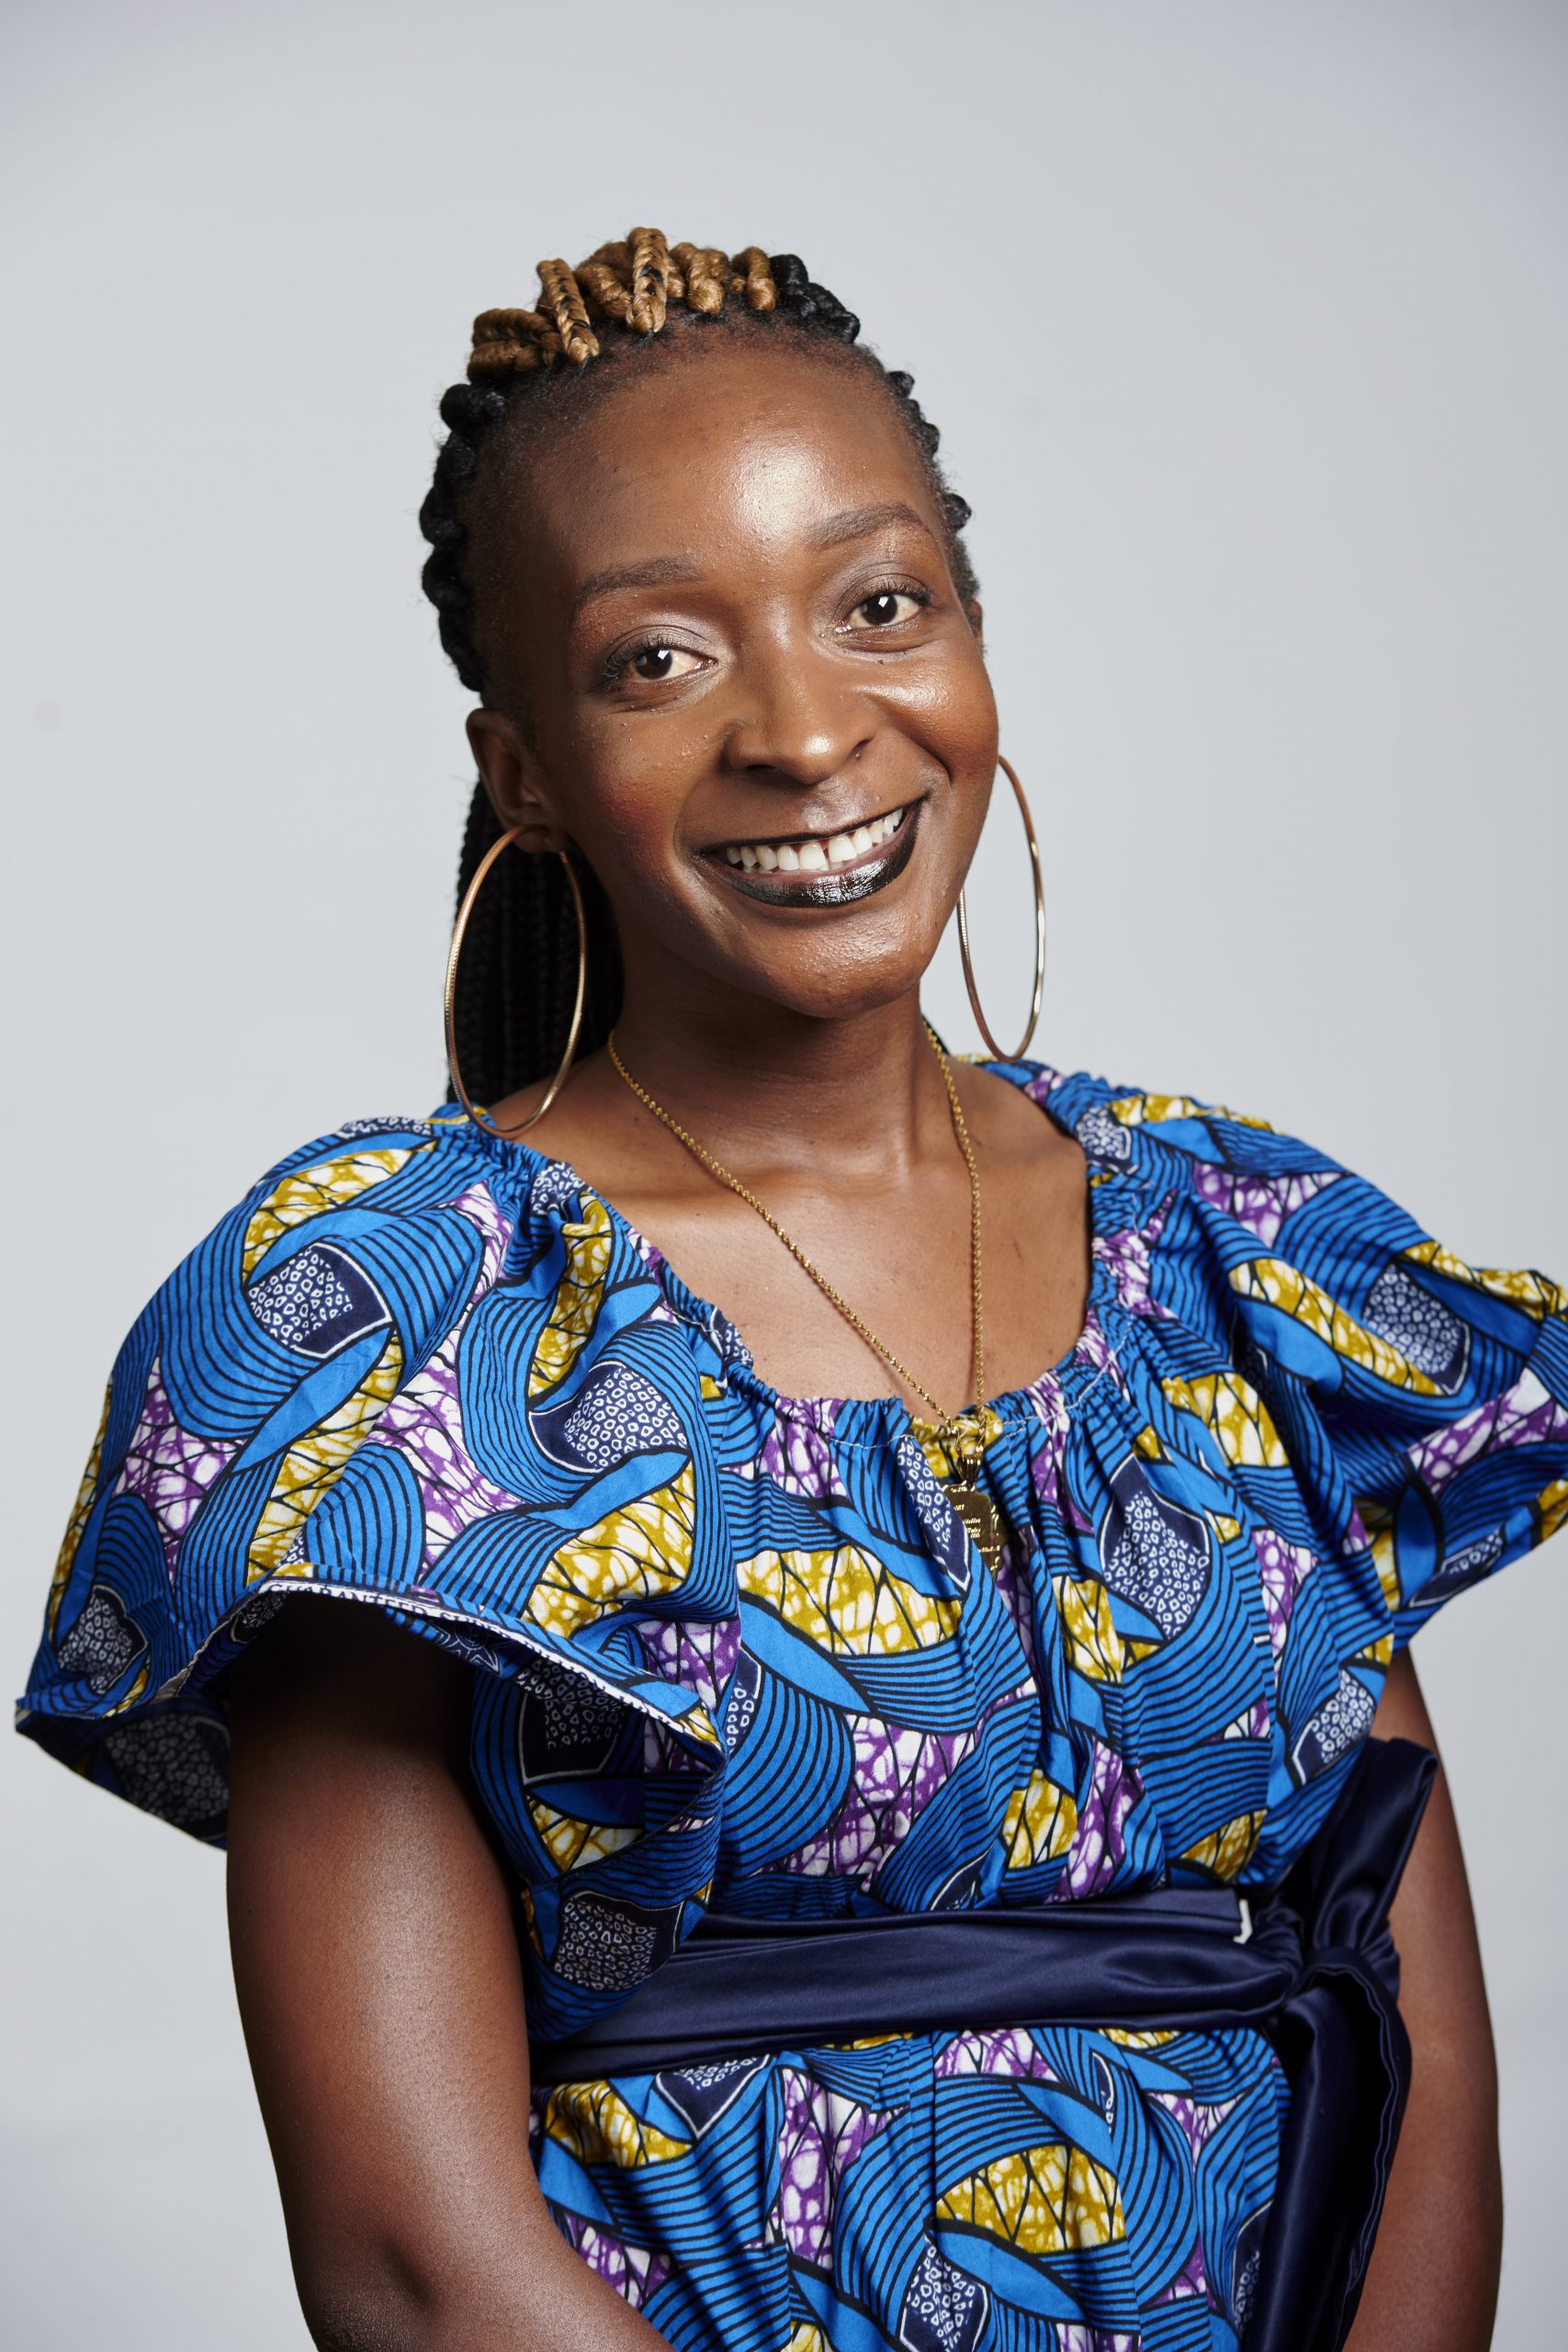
left=705, top=801, right=921, bottom=907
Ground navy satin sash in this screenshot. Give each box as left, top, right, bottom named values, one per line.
left=531, top=1736, right=1437, bottom=2352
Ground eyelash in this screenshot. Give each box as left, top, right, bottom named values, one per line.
left=846, top=578, right=931, bottom=628
left=600, top=577, right=934, bottom=684
left=601, top=636, right=700, bottom=684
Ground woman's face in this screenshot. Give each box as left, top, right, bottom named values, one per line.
left=468, top=337, right=998, bottom=1024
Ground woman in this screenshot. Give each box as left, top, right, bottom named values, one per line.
left=18, top=231, right=1563, bottom=2351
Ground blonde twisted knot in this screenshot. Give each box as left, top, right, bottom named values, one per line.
left=467, top=228, right=782, bottom=379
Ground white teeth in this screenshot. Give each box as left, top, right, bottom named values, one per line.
left=718, top=804, right=908, bottom=876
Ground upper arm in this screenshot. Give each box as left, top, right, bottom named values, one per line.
left=224, top=1601, right=546, bottom=2339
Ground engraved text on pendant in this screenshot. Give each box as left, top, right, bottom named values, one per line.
left=948, top=1479, right=1006, bottom=1572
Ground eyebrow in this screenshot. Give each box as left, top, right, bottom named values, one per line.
left=807, top=500, right=937, bottom=550
left=571, top=554, right=704, bottom=617
left=570, top=503, right=939, bottom=621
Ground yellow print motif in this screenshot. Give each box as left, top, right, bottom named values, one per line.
left=1053, top=1575, right=1124, bottom=1683
left=1229, top=1261, right=1450, bottom=1395
left=1162, top=1370, right=1291, bottom=1470
left=1181, top=1809, right=1265, bottom=1881
left=737, top=1544, right=961, bottom=1657
left=936, top=2142, right=1126, bottom=2255
left=1402, top=1242, right=1565, bottom=1325
left=1001, top=1770, right=1078, bottom=1870
left=533, top=1463, right=696, bottom=1638
left=530, top=1195, right=615, bottom=1399
left=526, top=1798, right=639, bottom=1872
left=242, top=1146, right=418, bottom=1280
left=1108, top=1093, right=1273, bottom=1135
left=544, top=2079, right=690, bottom=2168
left=249, top=1335, right=404, bottom=1574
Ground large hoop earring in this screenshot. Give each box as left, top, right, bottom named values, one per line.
left=444, top=831, right=588, bottom=1137
left=956, top=755, right=1046, bottom=1063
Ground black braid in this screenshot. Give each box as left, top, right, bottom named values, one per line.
left=423, top=254, right=976, bottom=1110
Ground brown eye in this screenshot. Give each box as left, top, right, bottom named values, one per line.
left=854, top=589, right=922, bottom=628
left=624, top=643, right=703, bottom=683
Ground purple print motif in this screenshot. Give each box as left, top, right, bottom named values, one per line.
left=1152, top=2090, right=1238, bottom=2163
left=773, top=1714, right=978, bottom=1882
left=755, top=1398, right=847, bottom=1500
left=934, top=2027, right=1061, bottom=2084
left=118, top=1361, right=238, bottom=1577
left=370, top=1346, right=519, bottom=1556
left=638, top=1614, right=742, bottom=1717
left=1255, top=1525, right=1315, bottom=1663
left=1055, top=1738, right=1143, bottom=1900
left=1192, top=1161, right=1342, bottom=1250
left=1406, top=1367, right=1568, bottom=1496
left=1150, top=2238, right=1210, bottom=2305
left=557, top=2214, right=672, bottom=2310
left=1093, top=1202, right=1179, bottom=1321
left=1223, top=1699, right=1271, bottom=1740
left=769, top=2067, right=899, bottom=2268
left=357, top=1187, right=519, bottom=1556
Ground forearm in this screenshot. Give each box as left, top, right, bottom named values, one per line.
left=298, top=2201, right=672, bottom=2352
left=1344, top=2040, right=1501, bottom=2352
left=1346, top=1655, right=1502, bottom=2351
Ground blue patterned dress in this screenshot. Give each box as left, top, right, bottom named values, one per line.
left=17, top=1060, right=1567, bottom=2351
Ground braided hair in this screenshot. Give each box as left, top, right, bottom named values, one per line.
left=420, top=229, right=978, bottom=1110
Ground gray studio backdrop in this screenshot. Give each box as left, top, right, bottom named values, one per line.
left=3, top=3, right=1563, bottom=2345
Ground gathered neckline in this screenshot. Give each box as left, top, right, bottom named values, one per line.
left=441, top=1056, right=1132, bottom=1430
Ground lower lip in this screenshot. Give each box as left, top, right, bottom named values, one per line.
left=708, top=806, right=922, bottom=909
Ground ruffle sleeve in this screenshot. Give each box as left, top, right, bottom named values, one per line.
left=1190, top=1116, right=1562, bottom=1621
left=1116, top=1091, right=1567, bottom=1845
left=16, top=1112, right=739, bottom=2039
left=1058, top=1083, right=1564, bottom=1884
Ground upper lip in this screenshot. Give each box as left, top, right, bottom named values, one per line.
left=701, top=798, right=916, bottom=855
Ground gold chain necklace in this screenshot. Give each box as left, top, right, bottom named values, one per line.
left=605, top=1023, right=1006, bottom=1569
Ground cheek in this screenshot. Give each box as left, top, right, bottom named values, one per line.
left=555, top=716, right=701, bottom=867
left=908, top=662, right=999, bottom=849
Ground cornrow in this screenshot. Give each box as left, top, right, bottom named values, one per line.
left=422, top=231, right=977, bottom=1113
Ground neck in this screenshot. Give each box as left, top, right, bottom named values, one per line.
left=608, top=963, right=948, bottom=1183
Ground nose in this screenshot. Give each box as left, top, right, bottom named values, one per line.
left=720, top=637, right=874, bottom=788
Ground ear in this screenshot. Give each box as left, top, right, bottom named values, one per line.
left=964, top=596, right=985, bottom=649
left=466, top=708, right=570, bottom=853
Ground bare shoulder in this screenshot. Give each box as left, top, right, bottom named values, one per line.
left=955, top=1060, right=1087, bottom=1179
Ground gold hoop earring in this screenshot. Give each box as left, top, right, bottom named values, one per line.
left=956, top=755, right=1045, bottom=1062
left=444, top=831, right=588, bottom=1137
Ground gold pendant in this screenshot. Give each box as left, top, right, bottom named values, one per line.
left=947, top=1478, right=1007, bottom=1573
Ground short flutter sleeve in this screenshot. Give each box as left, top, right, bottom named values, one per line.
left=1156, top=1098, right=1567, bottom=1643
left=17, top=1114, right=738, bottom=2037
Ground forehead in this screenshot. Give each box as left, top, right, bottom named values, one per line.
left=497, top=339, right=943, bottom=589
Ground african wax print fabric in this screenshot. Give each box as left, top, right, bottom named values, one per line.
left=18, top=1060, right=1568, bottom=2350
